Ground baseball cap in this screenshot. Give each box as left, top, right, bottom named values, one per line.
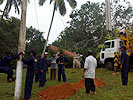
left=44, top=52, right=48, bottom=55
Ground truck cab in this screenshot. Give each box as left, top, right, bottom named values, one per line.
left=100, top=39, right=121, bottom=70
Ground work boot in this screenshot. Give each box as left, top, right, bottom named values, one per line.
left=12, top=77, right=16, bottom=82
left=6, top=80, right=12, bottom=83
left=112, top=72, right=116, bottom=75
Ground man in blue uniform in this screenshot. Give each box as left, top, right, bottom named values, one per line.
left=35, top=56, right=41, bottom=82
left=0, top=52, right=21, bottom=83
left=39, top=52, right=48, bottom=87
left=22, top=51, right=37, bottom=100
left=120, top=45, right=129, bottom=85
left=56, top=52, right=68, bottom=82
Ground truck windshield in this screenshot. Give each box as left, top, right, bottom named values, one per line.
left=103, top=42, right=111, bottom=50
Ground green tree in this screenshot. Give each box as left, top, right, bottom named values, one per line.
left=0, top=17, right=45, bottom=57
left=52, top=0, right=133, bottom=54
left=26, top=26, right=45, bottom=56
left=0, top=17, right=20, bottom=57
left=39, top=0, right=77, bottom=57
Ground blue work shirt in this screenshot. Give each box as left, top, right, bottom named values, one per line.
left=121, top=51, right=129, bottom=69
left=0, top=54, right=19, bottom=67
left=22, top=57, right=37, bottom=74
left=35, top=59, right=41, bottom=71
left=56, top=56, right=68, bottom=65
left=40, top=57, right=48, bottom=72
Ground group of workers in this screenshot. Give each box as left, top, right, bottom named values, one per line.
left=0, top=44, right=130, bottom=99
left=0, top=51, right=68, bottom=100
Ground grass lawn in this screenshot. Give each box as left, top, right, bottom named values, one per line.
left=0, top=68, right=133, bottom=100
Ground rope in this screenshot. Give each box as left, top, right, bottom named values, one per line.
left=34, top=0, right=39, bottom=30
left=56, top=11, right=66, bottom=27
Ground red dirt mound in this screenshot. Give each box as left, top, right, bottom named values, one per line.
left=38, top=83, right=76, bottom=100
left=38, top=78, right=106, bottom=100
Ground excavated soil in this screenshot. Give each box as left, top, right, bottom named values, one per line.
left=38, top=78, right=106, bottom=100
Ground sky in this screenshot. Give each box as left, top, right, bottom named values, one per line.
left=0, top=0, right=133, bottom=44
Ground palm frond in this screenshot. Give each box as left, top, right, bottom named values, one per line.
left=50, top=0, right=53, bottom=4
left=59, top=1, right=66, bottom=16
left=0, top=0, right=4, bottom=5
left=55, top=0, right=62, bottom=6
left=67, top=0, right=77, bottom=9
left=14, top=0, right=20, bottom=14
left=39, top=0, right=46, bottom=6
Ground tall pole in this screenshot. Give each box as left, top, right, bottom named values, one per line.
left=41, top=3, right=56, bottom=58
left=14, top=0, right=27, bottom=99
left=105, top=0, right=112, bottom=32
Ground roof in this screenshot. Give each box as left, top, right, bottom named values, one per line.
left=49, top=45, right=74, bottom=57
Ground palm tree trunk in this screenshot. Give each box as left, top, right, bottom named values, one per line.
left=14, top=0, right=27, bottom=99
left=41, top=3, right=56, bottom=58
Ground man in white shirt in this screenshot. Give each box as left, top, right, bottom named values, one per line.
left=82, top=50, right=97, bottom=97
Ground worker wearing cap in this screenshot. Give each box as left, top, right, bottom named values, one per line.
left=56, top=52, right=68, bottom=82
left=39, top=52, right=48, bottom=87
left=120, top=45, right=129, bottom=85
left=22, top=51, right=37, bottom=100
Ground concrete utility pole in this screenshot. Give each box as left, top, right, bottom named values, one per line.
left=14, top=0, right=27, bottom=99
left=41, top=3, right=56, bottom=58
left=105, top=0, right=112, bottom=32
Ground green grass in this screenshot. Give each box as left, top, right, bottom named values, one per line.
left=0, top=68, right=133, bottom=100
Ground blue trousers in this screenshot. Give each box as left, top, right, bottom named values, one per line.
left=35, top=71, right=40, bottom=82
left=39, top=71, right=46, bottom=87
left=121, top=67, right=128, bottom=85
left=24, top=73, right=34, bottom=99
left=58, top=65, right=66, bottom=82
left=0, top=67, right=13, bottom=80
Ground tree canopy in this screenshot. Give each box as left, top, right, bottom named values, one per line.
left=0, top=17, right=45, bottom=57
left=52, top=0, right=133, bottom=54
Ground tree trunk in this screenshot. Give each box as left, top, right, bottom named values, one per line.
left=14, top=0, right=27, bottom=99
left=41, top=3, right=56, bottom=58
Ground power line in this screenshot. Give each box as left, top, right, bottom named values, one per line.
left=56, top=11, right=66, bottom=27
left=34, top=0, right=39, bottom=30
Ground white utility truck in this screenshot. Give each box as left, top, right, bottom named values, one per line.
left=100, top=38, right=121, bottom=70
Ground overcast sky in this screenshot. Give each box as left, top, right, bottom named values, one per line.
left=0, top=0, right=133, bottom=44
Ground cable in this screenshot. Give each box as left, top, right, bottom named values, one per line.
left=34, top=0, right=40, bottom=30
left=56, top=11, right=66, bottom=27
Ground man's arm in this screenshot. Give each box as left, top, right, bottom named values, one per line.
left=120, top=53, right=126, bottom=69
left=22, top=57, right=30, bottom=65
left=82, top=58, right=89, bottom=78
left=82, top=68, right=87, bottom=78
left=8, top=52, right=22, bottom=61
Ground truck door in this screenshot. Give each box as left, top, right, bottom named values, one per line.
left=100, top=41, right=111, bottom=63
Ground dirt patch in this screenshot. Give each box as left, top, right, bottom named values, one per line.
left=38, top=78, right=106, bottom=100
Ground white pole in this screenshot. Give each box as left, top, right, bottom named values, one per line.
left=14, top=0, right=27, bottom=99
left=105, top=0, right=112, bottom=32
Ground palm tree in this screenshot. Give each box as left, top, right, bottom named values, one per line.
left=39, top=0, right=77, bottom=57
left=0, top=0, right=21, bottom=18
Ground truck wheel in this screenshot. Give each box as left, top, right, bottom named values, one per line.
left=105, top=61, right=113, bottom=70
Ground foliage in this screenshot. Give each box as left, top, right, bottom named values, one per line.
left=0, top=0, right=21, bottom=18
left=0, top=17, right=20, bottom=57
left=26, top=26, right=45, bottom=57
left=0, top=17, right=45, bottom=58
left=53, top=1, right=106, bottom=55
left=52, top=0, right=133, bottom=56
left=39, top=0, right=77, bottom=16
